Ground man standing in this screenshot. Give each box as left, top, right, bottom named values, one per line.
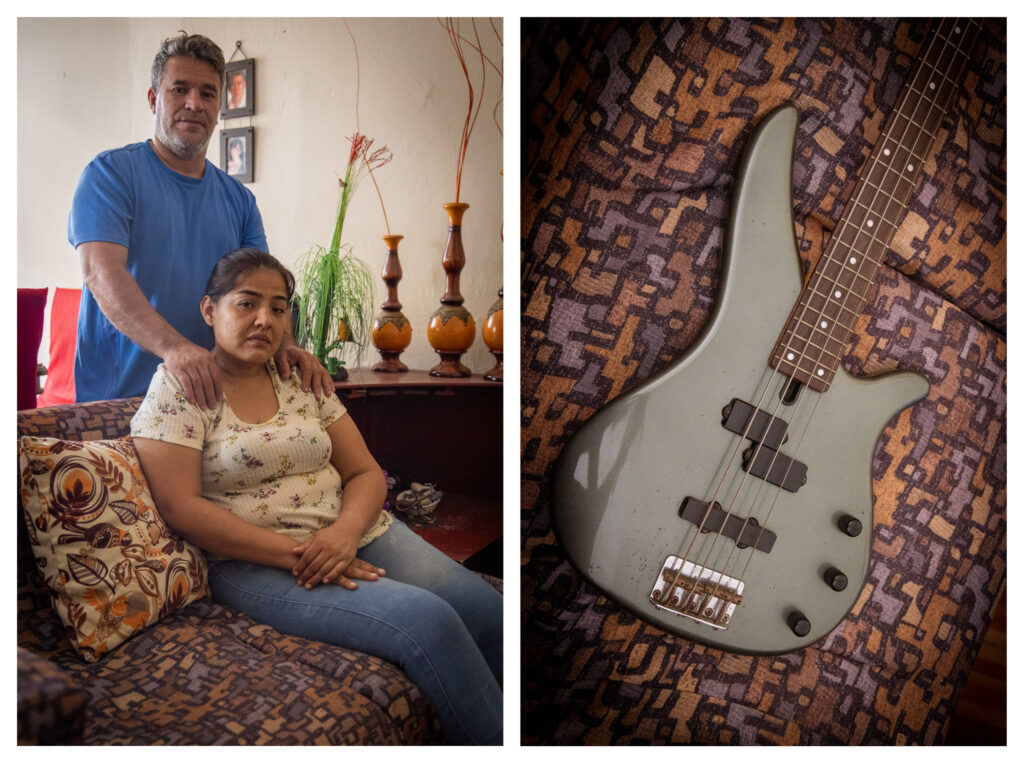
left=69, top=31, right=329, bottom=407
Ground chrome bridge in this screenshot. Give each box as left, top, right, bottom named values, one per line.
left=649, top=556, right=744, bottom=629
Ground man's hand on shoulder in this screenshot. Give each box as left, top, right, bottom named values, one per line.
left=164, top=343, right=223, bottom=410
left=274, top=344, right=334, bottom=400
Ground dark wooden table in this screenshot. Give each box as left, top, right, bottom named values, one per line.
left=335, top=369, right=502, bottom=569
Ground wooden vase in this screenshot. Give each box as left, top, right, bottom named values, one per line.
left=371, top=234, right=412, bottom=372
left=427, top=203, right=475, bottom=377
left=482, top=286, right=503, bottom=382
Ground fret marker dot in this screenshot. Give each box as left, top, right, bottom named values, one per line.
left=929, top=82, right=936, bottom=90
left=850, top=256, right=857, bottom=264
left=907, top=163, right=914, bottom=172
left=787, top=352, right=795, bottom=361
left=817, top=368, right=825, bottom=377
left=821, top=321, right=829, bottom=329
left=835, top=290, right=842, bottom=298
left=955, top=26, right=961, bottom=33
left=883, top=148, right=891, bottom=156
left=867, top=219, right=875, bottom=228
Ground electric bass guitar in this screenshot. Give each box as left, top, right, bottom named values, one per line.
left=552, top=19, right=982, bottom=654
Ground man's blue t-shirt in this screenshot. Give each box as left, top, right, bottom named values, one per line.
left=68, top=141, right=267, bottom=402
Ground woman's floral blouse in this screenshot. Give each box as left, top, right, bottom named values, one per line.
left=130, top=360, right=392, bottom=553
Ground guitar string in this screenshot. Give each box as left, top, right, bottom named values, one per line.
left=698, top=18, right=975, bottom=616
left=664, top=20, right=954, bottom=606
left=701, top=18, right=977, bottom=620
left=664, top=19, right=973, bottom=622
left=687, top=35, right=946, bottom=616
left=665, top=16, right=978, bottom=609
left=726, top=19, right=981, bottom=596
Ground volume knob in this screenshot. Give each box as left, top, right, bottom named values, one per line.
left=824, top=567, right=848, bottom=592
left=838, top=515, right=862, bottom=537
left=787, top=611, right=811, bottom=637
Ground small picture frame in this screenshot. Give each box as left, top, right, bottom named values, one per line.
left=222, top=59, right=254, bottom=118
left=221, top=126, right=254, bottom=183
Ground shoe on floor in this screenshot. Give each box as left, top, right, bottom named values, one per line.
left=395, top=486, right=441, bottom=523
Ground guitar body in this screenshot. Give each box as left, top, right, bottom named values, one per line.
left=552, top=105, right=929, bottom=654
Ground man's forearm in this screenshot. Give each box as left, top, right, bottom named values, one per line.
left=79, top=241, right=192, bottom=359
left=79, top=240, right=222, bottom=408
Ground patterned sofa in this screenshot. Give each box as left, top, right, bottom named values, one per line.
left=521, top=19, right=1005, bottom=744
left=17, top=398, right=442, bottom=744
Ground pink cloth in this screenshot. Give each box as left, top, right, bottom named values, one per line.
left=37, top=287, right=80, bottom=407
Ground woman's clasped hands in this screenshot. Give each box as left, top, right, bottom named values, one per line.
left=290, top=518, right=386, bottom=590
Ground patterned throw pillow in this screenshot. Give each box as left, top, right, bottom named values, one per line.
left=18, top=436, right=209, bottom=662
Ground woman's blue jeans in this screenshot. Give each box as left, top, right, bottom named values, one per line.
left=206, top=521, right=502, bottom=745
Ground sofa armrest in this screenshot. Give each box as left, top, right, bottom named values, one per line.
left=17, top=647, right=87, bottom=745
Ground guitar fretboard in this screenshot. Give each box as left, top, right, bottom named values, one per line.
left=770, top=19, right=983, bottom=393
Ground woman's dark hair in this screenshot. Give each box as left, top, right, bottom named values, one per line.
left=203, top=248, right=296, bottom=303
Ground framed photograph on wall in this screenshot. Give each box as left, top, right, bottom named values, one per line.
left=221, top=127, right=254, bottom=183
left=222, top=59, right=254, bottom=118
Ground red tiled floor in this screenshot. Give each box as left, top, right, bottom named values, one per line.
left=389, top=492, right=502, bottom=564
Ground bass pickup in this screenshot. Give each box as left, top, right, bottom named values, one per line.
left=742, top=444, right=807, bottom=492
left=678, top=496, right=777, bottom=554
left=721, top=398, right=789, bottom=449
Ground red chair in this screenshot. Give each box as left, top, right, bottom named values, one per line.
left=17, top=288, right=48, bottom=410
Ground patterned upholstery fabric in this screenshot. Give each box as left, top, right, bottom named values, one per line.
left=521, top=18, right=1005, bottom=745
left=17, top=398, right=442, bottom=744
left=17, top=647, right=88, bottom=745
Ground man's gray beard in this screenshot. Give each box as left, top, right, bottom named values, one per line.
left=155, top=121, right=210, bottom=161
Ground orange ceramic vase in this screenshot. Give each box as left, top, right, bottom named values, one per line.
left=482, top=286, right=503, bottom=381
left=427, top=203, right=475, bottom=377
left=371, top=235, right=412, bottom=372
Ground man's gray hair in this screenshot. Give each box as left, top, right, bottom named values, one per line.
left=150, top=31, right=225, bottom=92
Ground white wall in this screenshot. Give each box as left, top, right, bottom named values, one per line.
left=18, top=17, right=504, bottom=374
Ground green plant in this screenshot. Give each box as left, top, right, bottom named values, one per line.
left=293, top=240, right=375, bottom=374
left=292, top=134, right=391, bottom=374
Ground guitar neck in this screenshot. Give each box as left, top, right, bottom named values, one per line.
left=770, top=19, right=983, bottom=393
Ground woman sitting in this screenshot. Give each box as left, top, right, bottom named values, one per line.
left=131, top=248, right=502, bottom=745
